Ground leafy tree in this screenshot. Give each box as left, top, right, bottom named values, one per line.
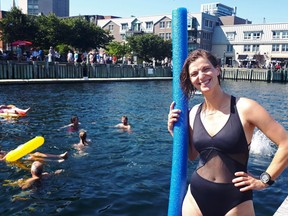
left=106, top=41, right=131, bottom=59
left=127, top=34, right=172, bottom=62
left=55, top=43, right=72, bottom=60
left=0, top=8, right=114, bottom=53
left=34, top=13, right=70, bottom=49
left=62, top=17, right=113, bottom=51
left=0, top=7, right=37, bottom=45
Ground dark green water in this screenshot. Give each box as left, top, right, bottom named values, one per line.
left=0, top=80, right=287, bottom=215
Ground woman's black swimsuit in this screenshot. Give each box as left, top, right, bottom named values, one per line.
left=190, top=96, right=252, bottom=216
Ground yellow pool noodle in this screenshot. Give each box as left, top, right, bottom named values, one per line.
left=5, top=136, right=45, bottom=162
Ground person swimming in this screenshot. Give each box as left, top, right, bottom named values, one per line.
left=73, top=130, right=90, bottom=151
left=115, top=115, right=131, bottom=131
left=0, top=149, right=68, bottom=163
left=60, top=115, right=81, bottom=132
left=17, top=161, right=63, bottom=190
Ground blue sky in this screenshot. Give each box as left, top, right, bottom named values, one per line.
left=1, top=0, right=287, bottom=24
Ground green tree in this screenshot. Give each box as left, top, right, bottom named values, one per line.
left=62, top=17, right=113, bottom=51
left=127, top=34, right=172, bottom=62
left=0, top=7, right=37, bottom=45
left=34, top=13, right=70, bottom=49
left=106, top=41, right=131, bottom=59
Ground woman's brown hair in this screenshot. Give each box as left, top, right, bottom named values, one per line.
left=180, top=49, right=221, bottom=98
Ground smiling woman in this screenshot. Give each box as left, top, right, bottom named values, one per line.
left=168, top=49, right=288, bottom=216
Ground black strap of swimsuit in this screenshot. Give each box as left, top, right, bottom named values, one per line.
left=230, top=96, right=236, bottom=114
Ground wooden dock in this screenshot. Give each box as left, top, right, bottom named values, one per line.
left=222, top=68, right=288, bottom=83
left=274, top=196, right=288, bottom=215
left=0, top=61, right=287, bottom=83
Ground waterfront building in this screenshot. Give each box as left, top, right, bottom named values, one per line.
left=201, top=2, right=235, bottom=17
left=18, top=0, right=69, bottom=17
left=0, top=1, right=288, bottom=67
left=97, top=15, right=172, bottom=42
left=211, top=23, right=288, bottom=68
left=96, top=12, right=219, bottom=53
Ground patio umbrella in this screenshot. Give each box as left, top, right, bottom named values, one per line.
left=11, top=40, right=32, bottom=46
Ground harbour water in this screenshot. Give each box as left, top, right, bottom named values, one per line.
left=0, top=80, right=287, bottom=215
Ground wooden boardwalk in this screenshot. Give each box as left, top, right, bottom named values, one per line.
left=274, top=196, right=288, bottom=215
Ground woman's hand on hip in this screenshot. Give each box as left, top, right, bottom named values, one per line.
left=233, top=171, right=268, bottom=192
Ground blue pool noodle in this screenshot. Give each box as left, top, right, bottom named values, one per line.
left=168, top=8, right=188, bottom=216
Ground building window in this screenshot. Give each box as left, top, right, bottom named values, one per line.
left=226, top=45, right=233, bottom=52
left=272, top=31, right=281, bottom=39
left=121, top=23, right=128, bottom=31
left=166, top=33, right=171, bottom=40
left=108, top=25, right=113, bottom=31
left=244, top=45, right=251, bottom=52
left=166, top=21, right=171, bottom=28
left=203, top=32, right=207, bottom=39
left=204, top=19, right=213, bottom=28
left=252, top=45, right=259, bottom=52
left=209, top=20, right=213, bottom=28
left=146, top=22, right=153, bottom=30
left=244, top=32, right=261, bottom=40
left=272, top=44, right=280, bottom=52
left=253, top=32, right=261, bottom=40
left=282, top=44, right=288, bottom=52
left=133, top=23, right=141, bottom=31
left=159, top=33, right=165, bottom=39
left=207, top=33, right=212, bottom=40
left=282, top=31, right=288, bottom=39
left=160, top=21, right=165, bottom=29
left=244, top=32, right=252, bottom=40
left=226, top=32, right=235, bottom=40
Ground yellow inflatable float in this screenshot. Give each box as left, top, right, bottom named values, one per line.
left=5, top=136, right=45, bottom=162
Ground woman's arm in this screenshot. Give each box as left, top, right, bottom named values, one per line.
left=188, top=105, right=199, bottom=160
left=234, top=98, right=288, bottom=191
left=246, top=99, right=288, bottom=180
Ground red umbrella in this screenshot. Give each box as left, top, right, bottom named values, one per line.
left=11, top=40, right=32, bottom=46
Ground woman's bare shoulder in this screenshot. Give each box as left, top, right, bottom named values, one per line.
left=189, top=103, right=201, bottom=115
left=236, top=97, right=261, bottom=111
left=189, top=103, right=201, bottom=128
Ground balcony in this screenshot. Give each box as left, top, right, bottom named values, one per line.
left=125, top=29, right=144, bottom=37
